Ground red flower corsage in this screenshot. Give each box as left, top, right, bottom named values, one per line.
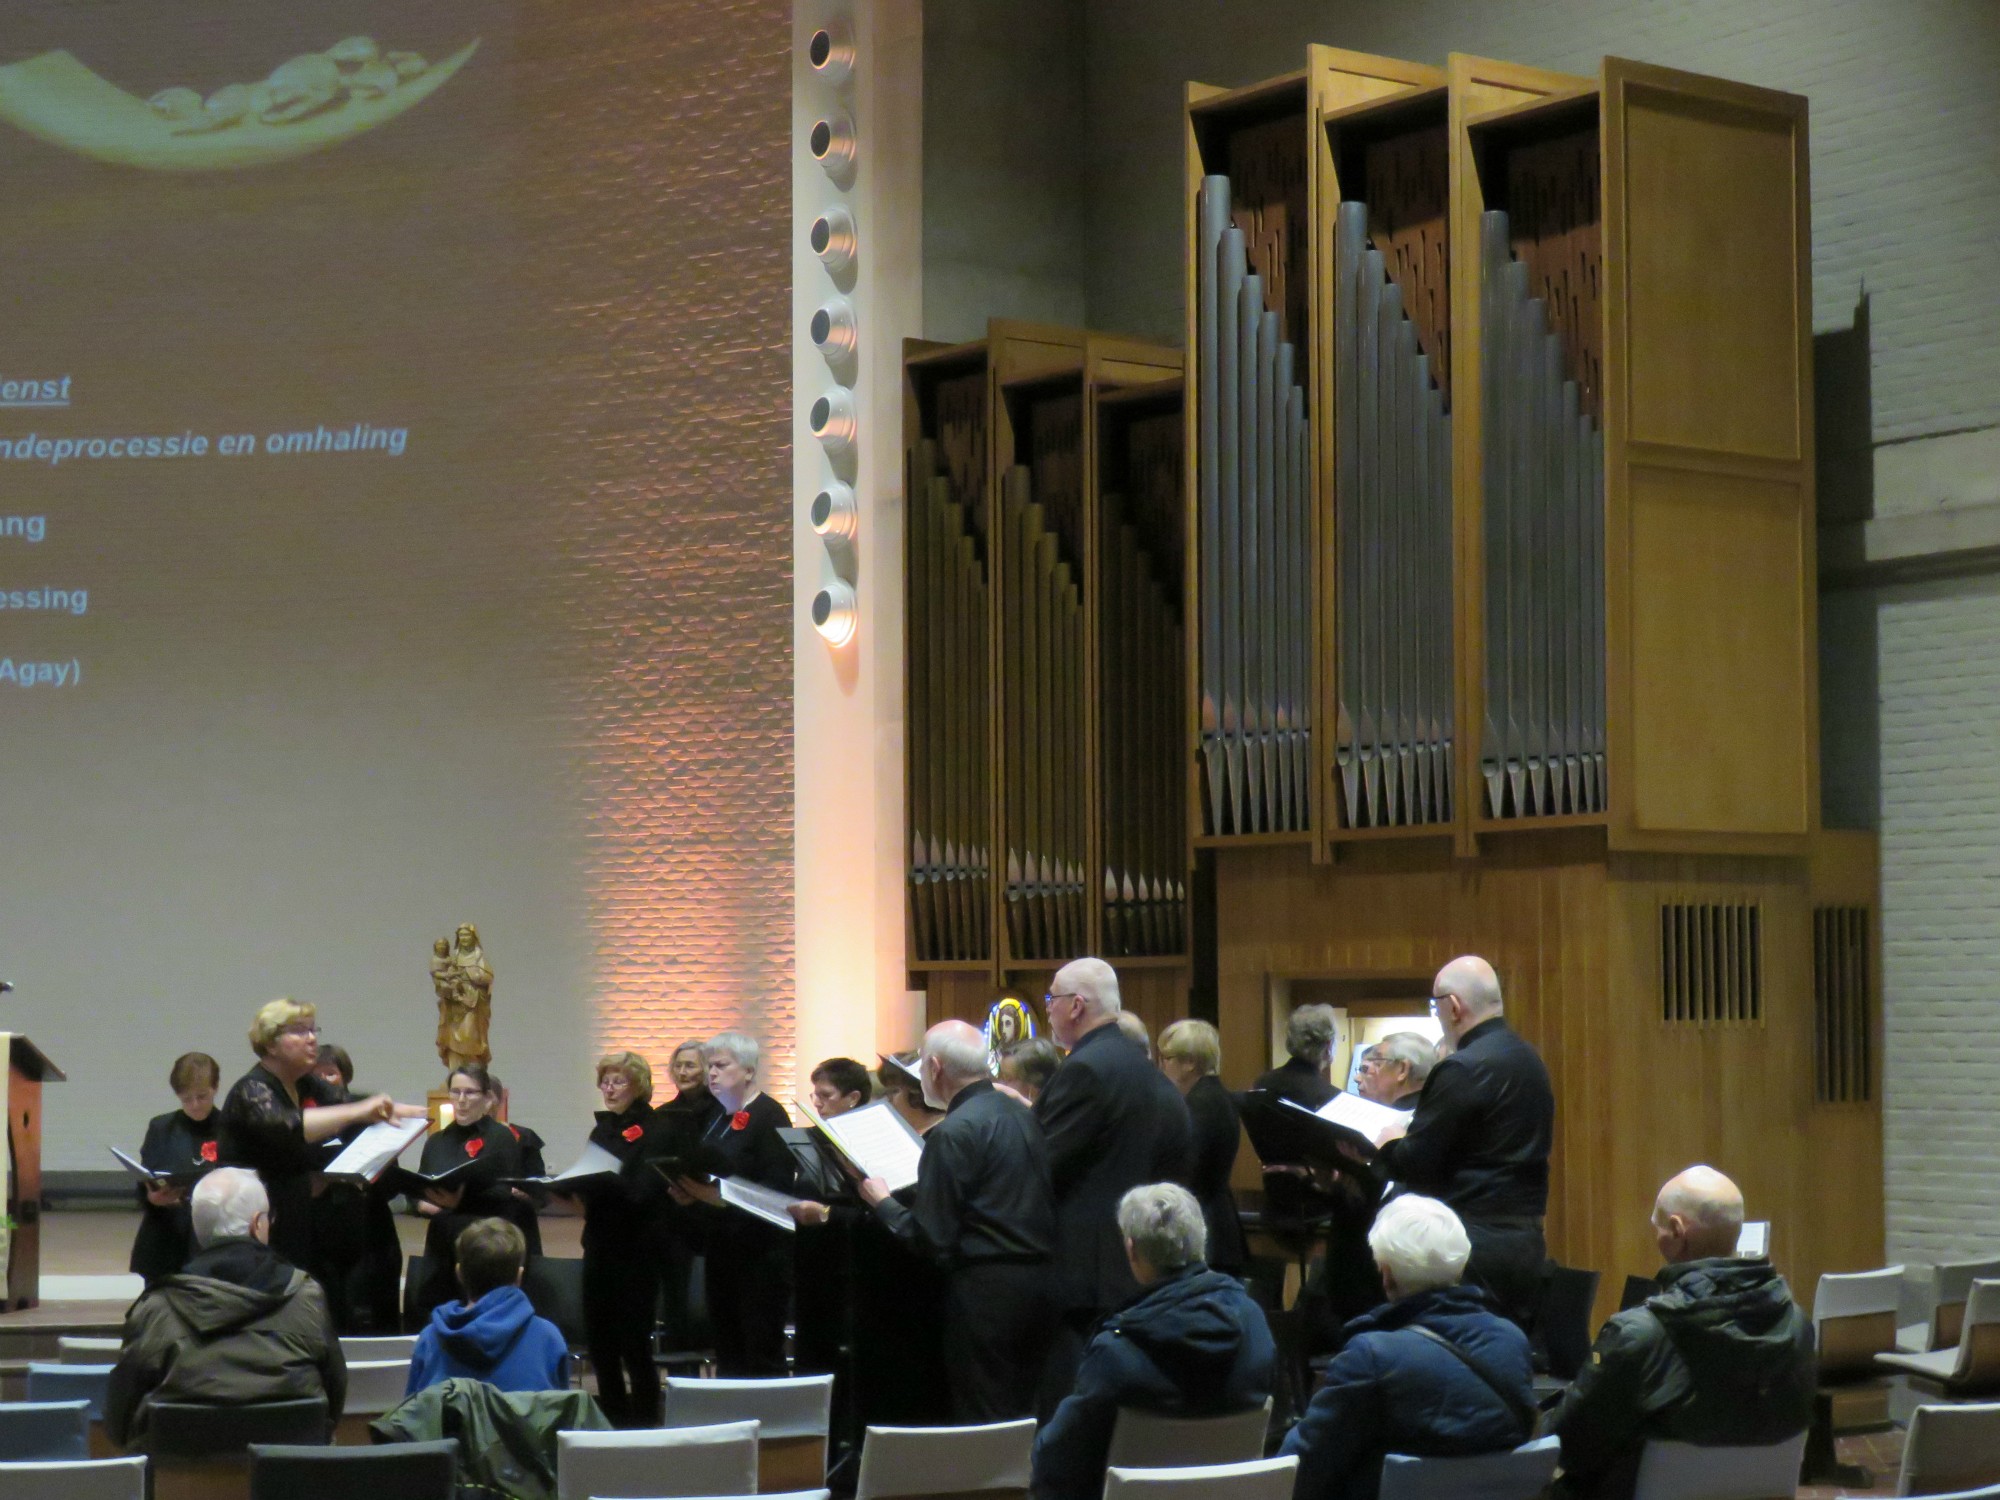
left=198, top=1141, right=219, bottom=1163
left=465, top=1139, right=484, bottom=1158
left=730, top=1111, right=750, bottom=1131
left=621, top=1124, right=643, bottom=1142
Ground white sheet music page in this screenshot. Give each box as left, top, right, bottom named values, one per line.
left=718, top=1175, right=807, bottom=1232
left=814, top=1098, right=924, bottom=1192
left=543, top=1141, right=625, bottom=1183
left=323, top=1117, right=428, bottom=1181
left=1315, top=1091, right=1409, bottom=1148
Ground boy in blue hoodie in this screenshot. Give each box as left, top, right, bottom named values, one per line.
left=407, top=1217, right=570, bottom=1395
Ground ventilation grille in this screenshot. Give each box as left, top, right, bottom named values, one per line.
left=1659, top=903, right=1763, bottom=1024
left=1813, top=906, right=1873, bottom=1104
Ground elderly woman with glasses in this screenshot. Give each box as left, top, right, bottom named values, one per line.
left=408, top=1061, right=531, bottom=1319
left=219, top=997, right=424, bottom=1281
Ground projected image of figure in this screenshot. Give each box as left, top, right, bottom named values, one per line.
left=431, top=923, right=493, bottom=1074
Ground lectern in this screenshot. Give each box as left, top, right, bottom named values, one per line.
left=2, top=1034, right=66, bottom=1310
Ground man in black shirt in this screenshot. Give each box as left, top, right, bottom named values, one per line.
left=861, top=1019, right=1057, bottom=1421
left=1374, top=955, right=1554, bottom=1326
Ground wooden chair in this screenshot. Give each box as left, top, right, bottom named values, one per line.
left=1105, top=1398, right=1271, bottom=1470
left=1880, top=1279, right=2000, bottom=1397
left=1896, top=1402, right=2000, bottom=1497
left=1805, top=1266, right=1906, bottom=1482
left=1103, top=1456, right=1298, bottom=1500
left=661, top=1374, right=834, bottom=1491
left=853, top=1419, right=1036, bottom=1500
left=1376, top=1434, right=1561, bottom=1500
left=1923, top=1260, right=2000, bottom=1354
left=556, top=1419, right=758, bottom=1500
left=0, top=1456, right=147, bottom=1500
left=1629, top=1433, right=1807, bottom=1500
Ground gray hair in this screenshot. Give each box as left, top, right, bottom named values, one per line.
left=923, top=1021, right=990, bottom=1084
left=1368, top=1194, right=1470, bottom=1297
left=1285, top=1004, right=1337, bottom=1067
left=191, top=1167, right=269, bottom=1247
left=706, top=1030, right=760, bottom=1077
left=1117, top=1182, right=1207, bottom=1272
left=1052, top=957, right=1122, bottom=1017
left=1373, top=1031, right=1436, bottom=1087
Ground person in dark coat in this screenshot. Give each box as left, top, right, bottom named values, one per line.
left=667, top=1030, right=800, bottom=1377
left=1156, top=1020, right=1247, bottom=1274
left=130, top=1052, right=222, bottom=1288
left=1033, top=1183, right=1277, bottom=1500
left=1037, top=958, right=1194, bottom=1400
left=410, top=1063, right=529, bottom=1320
left=1551, top=1167, right=1815, bottom=1500
left=1252, top=1005, right=1339, bottom=1109
left=1281, top=1195, right=1535, bottom=1500
left=861, top=1020, right=1057, bottom=1421
left=298, top=1041, right=406, bottom=1332
left=1373, top=957, right=1554, bottom=1326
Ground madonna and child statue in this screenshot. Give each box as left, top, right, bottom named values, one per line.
left=430, top=923, right=493, bottom=1074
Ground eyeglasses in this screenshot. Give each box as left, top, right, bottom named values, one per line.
left=281, top=1024, right=320, bottom=1038
left=1427, top=997, right=1443, bottom=1017
left=1043, top=991, right=1079, bottom=1007
left=446, top=1088, right=486, bottom=1100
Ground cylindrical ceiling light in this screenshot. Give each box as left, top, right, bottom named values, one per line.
left=811, top=296, right=858, bottom=360
left=811, top=580, right=858, bottom=646
left=810, top=206, right=857, bottom=275
left=807, top=17, right=856, bottom=86
left=809, top=386, right=857, bottom=455
left=810, top=480, right=859, bottom=541
left=810, top=114, right=857, bottom=176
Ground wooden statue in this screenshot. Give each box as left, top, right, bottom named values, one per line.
left=431, top=923, right=493, bottom=1072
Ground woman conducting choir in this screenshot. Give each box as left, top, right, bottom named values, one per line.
left=218, top=998, right=424, bottom=1282
left=130, top=1052, right=222, bottom=1287
left=667, top=1031, right=799, bottom=1376
left=411, top=1063, right=530, bottom=1318
left=1157, top=1019, right=1247, bottom=1273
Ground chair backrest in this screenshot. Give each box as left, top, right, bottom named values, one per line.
left=1630, top=1433, right=1807, bottom=1500
left=0, top=1400, right=91, bottom=1461
left=854, top=1419, right=1036, bottom=1500
left=148, top=1397, right=331, bottom=1457
left=0, top=1456, right=147, bottom=1500
left=57, top=1337, right=124, bottom=1366
left=248, top=1438, right=459, bottom=1500
left=342, top=1359, right=413, bottom=1416
left=1814, top=1267, right=1906, bottom=1377
left=1935, top=1280, right=2000, bottom=1390
left=1377, top=1435, right=1562, bottom=1500
left=25, top=1363, right=112, bottom=1423
left=556, top=1419, right=759, bottom=1500
left=1103, top=1456, right=1299, bottom=1500
left=1535, top=1264, right=1603, bottom=1381
left=1899, top=1402, right=2000, bottom=1497
left=339, top=1335, right=419, bottom=1362
left=663, top=1375, right=834, bottom=1491
left=1931, top=1264, right=2000, bottom=1352
left=523, top=1256, right=591, bottom=1350
left=1106, top=1399, right=1272, bottom=1470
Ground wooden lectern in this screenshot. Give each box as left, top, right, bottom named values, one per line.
left=2, top=1034, right=66, bottom=1310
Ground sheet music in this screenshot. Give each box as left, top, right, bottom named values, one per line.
left=518, top=1140, right=625, bottom=1185
left=718, top=1175, right=806, bottom=1232
left=1736, top=1220, right=1769, bottom=1257
left=110, top=1146, right=166, bottom=1182
left=1314, top=1091, right=1409, bottom=1147
left=323, top=1117, right=428, bottom=1182
left=800, top=1097, right=923, bottom=1192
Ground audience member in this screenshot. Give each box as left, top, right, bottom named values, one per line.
left=862, top=1020, right=1056, bottom=1420
left=1037, top=958, right=1193, bottom=1398
left=106, top=1168, right=347, bottom=1446
left=1373, top=957, right=1554, bottom=1324
left=1550, top=1167, right=1815, bottom=1500
left=406, top=1217, right=569, bottom=1396
left=1356, top=1031, right=1433, bottom=1110
left=1281, top=1195, right=1534, bottom=1500
left=998, top=1036, right=1062, bottom=1103
left=1033, top=1184, right=1276, bottom=1500
left=1157, top=1019, right=1247, bottom=1273
left=1115, top=1009, right=1154, bottom=1059
left=1255, top=1004, right=1339, bottom=1109
left=130, top=1051, right=221, bottom=1288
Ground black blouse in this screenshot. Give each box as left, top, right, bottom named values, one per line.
left=218, top=1062, right=341, bottom=1270
left=418, top=1116, right=523, bottom=1218
left=129, top=1108, right=219, bottom=1284
left=581, top=1099, right=667, bottom=1253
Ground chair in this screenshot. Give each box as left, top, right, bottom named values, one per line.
left=523, top=1255, right=592, bottom=1352
left=1908, top=1260, right=2000, bottom=1354
left=333, top=1358, right=414, bottom=1442
left=1880, top=1280, right=2000, bottom=1396
left=0, top=1456, right=147, bottom=1500
left=1377, top=1435, right=1562, bottom=1500
left=1807, top=1265, right=1906, bottom=1477
left=1105, top=1399, right=1272, bottom=1470
left=0, top=1399, right=90, bottom=1461
left=556, top=1419, right=759, bottom=1500
left=1103, top=1456, right=1299, bottom=1500
left=1533, top=1263, right=1602, bottom=1382
left=25, top=1364, right=115, bottom=1457
left=148, top=1397, right=331, bottom=1500
left=248, top=1438, right=459, bottom=1500
left=339, top=1334, right=419, bottom=1362
left=854, top=1419, right=1036, bottom=1500
left=1630, top=1433, right=1807, bottom=1500
left=1897, top=1402, right=2000, bottom=1497
left=662, top=1374, right=834, bottom=1490
left=58, top=1337, right=125, bottom=1365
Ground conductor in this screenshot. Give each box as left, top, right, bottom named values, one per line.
left=1373, top=955, right=1554, bottom=1326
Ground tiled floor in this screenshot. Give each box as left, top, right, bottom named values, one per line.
left=1800, top=1429, right=1905, bottom=1499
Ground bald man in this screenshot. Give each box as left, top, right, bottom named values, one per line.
left=860, top=1019, right=1057, bottom=1420
left=1550, top=1167, right=1814, bottom=1500
left=1372, top=955, right=1555, bottom=1325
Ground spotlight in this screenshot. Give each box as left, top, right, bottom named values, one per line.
left=809, top=386, right=857, bottom=454
left=811, top=297, right=857, bottom=360
left=810, top=481, right=858, bottom=540
left=808, top=17, right=856, bottom=86
left=810, top=114, right=856, bottom=175
left=811, top=580, right=858, bottom=646
left=810, top=205, right=857, bottom=275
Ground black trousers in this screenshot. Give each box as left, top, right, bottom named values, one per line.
left=1465, top=1217, right=1545, bottom=1329
left=706, top=1226, right=793, bottom=1377
left=948, top=1260, right=1055, bottom=1423
left=583, top=1244, right=662, bottom=1427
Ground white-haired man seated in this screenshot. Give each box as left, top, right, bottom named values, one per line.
left=1280, top=1195, right=1534, bottom=1500
left=106, top=1167, right=345, bottom=1446
left=1032, top=1183, right=1277, bottom=1500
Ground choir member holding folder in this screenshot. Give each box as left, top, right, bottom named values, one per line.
left=218, top=998, right=423, bottom=1284
left=409, top=1063, right=527, bottom=1320
left=129, top=1052, right=222, bottom=1287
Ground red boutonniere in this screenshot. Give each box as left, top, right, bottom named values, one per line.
left=465, top=1138, right=484, bottom=1158
left=198, top=1141, right=219, bottom=1163
left=621, top=1124, right=643, bottom=1142
left=301, top=1097, right=318, bottom=1109
left=730, top=1111, right=750, bottom=1131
